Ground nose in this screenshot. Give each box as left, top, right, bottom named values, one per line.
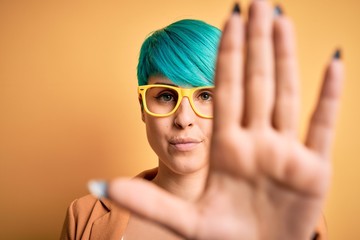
left=173, top=97, right=196, bottom=129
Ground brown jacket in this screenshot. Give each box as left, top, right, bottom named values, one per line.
left=60, top=168, right=158, bottom=240
left=60, top=194, right=129, bottom=240
left=60, top=168, right=327, bottom=240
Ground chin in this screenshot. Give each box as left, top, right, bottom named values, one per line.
left=165, top=155, right=209, bottom=175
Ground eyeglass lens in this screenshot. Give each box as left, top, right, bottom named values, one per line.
left=144, top=86, right=213, bottom=117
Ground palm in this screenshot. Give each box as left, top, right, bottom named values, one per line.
left=210, top=129, right=329, bottom=195
left=108, top=1, right=343, bottom=240
left=197, top=130, right=330, bottom=240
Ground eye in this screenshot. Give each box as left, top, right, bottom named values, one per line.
left=198, top=91, right=213, bottom=101
left=155, top=91, right=177, bottom=102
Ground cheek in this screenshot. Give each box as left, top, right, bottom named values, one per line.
left=145, top=117, right=171, bottom=149
left=202, top=120, right=213, bottom=140
left=146, top=117, right=171, bottom=134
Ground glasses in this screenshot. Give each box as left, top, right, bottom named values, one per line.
left=138, top=84, right=214, bottom=119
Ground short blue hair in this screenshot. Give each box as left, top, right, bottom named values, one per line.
left=137, top=19, right=221, bottom=87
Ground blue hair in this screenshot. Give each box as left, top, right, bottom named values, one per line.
left=137, top=19, right=221, bottom=87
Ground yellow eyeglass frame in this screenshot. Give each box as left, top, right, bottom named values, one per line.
left=138, top=84, right=214, bottom=119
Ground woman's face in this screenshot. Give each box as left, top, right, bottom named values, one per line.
left=141, top=76, right=213, bottom=175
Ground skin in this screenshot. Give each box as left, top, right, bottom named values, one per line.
left=109, top=1, right=344, bottom=239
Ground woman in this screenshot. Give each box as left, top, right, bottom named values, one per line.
left=61, top=17, right=220, bottom=240
left=61, top=1, right=343, bottom=239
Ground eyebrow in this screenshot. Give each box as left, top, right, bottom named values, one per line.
left=153, top=82, right=178, bottom=87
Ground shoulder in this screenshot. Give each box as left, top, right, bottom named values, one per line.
left=69, top=194, right=110, bottom=218
left=61, top=195, right=106, bottom=240
left=61, top=194, right=130, bottom=239
left=65, top=167, right=158, bottom=221
left=61, top=169, right=157, bottom=239
left=60, top=194, right=114, bottom=240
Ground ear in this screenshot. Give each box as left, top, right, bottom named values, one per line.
left=138, top=96, right=145, bottom=123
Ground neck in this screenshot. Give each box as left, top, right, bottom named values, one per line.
left=152, top=161, right=208, bottom=201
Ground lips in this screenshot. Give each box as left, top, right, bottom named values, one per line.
left=168, top=137, right=202, bottom=151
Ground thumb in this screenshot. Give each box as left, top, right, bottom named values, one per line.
left=107, top=178, right=198, bottom=238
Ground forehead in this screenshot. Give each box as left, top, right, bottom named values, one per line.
left=148, top=76, right=192, bottom=88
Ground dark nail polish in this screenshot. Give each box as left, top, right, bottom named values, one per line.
left=311, top=232, right=319, bottom=240
left=232, top=3, right=241, bottom=14
left=274, top=5, right=284, bottom=16
left=333, top=48, right=342, bottom=59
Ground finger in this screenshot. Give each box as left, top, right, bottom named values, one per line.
left=108, top=178, right=198, bottom=238
left=306, top=53, right=344, bottom=159
left=273, top=9, right=300, bottom=135
left=213, top=4, right=245, bottom=130
left=245, top=0, right=274, bottom=128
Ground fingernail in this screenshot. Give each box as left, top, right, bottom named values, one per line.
left=88, top=180, right=108, bottom=198
left=311, top=232, right=319, bottom=240
left=333, top=48, right=342, bottom=59
left=232, top=2, right=241, bottom=14
left=274, top=5, right=284, bottom=16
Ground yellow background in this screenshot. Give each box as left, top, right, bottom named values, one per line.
left=0, top=0, right=359, bottom=239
